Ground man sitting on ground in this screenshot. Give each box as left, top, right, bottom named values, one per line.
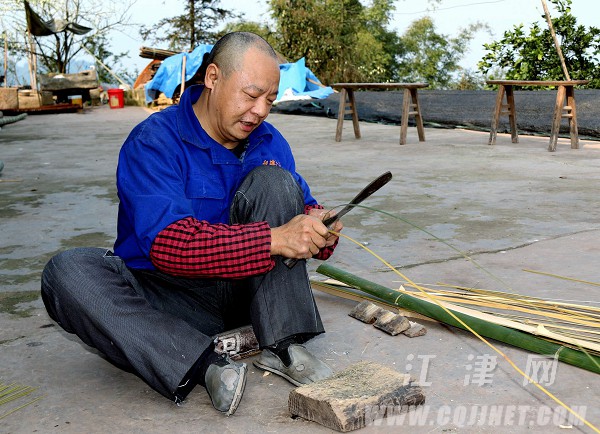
left=41, top=31, right=342, bottom=416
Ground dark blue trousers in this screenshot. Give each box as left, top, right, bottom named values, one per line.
left=41, top=166, right=325, bottom=401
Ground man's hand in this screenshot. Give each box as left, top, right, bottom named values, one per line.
left=307, top=208, right=343, bottom=248
left=270, top=211, right=343, bottom=259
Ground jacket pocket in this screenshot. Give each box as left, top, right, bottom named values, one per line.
left=185, top=175, right=227, bottom=222
left=185, top=175, right=225, bottom=199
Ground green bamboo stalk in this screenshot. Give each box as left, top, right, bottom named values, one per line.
left=316, top=263, right=600, bottom=375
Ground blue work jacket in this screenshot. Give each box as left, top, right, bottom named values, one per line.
left=114, top=85, right=317, bottom=269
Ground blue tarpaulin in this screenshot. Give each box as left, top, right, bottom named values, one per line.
left=276, top=57, right=333, bottom=102
left=145, top=44, right=213, bottom=102
left=144, top=48, right=333, bottom=103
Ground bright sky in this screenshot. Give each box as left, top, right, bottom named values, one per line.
left=110, top=0, right=598, bottom=77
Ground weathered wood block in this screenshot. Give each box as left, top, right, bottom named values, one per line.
left=373, top=311, right=410, bottom=335
left=0, top=88, right=18, bottom=110
left=18, top=90, right=54, bottom=109
left=289, top=361, right=425, bottom=432
left=39, top=69, right=99, bottom=91
left=348, top=300, right=385, bottom=324
left=403, top=321, right=427, bottom=338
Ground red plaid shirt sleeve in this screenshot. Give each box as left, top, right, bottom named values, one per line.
left=150, top=205, right=339, bottom=278
left=150, top=217, right=274, bottom=278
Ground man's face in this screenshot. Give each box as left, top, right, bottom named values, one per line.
left=206, top=47, right=279, bottom=148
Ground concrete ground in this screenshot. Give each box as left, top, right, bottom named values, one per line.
left=1, top=105, right=599, bottom=433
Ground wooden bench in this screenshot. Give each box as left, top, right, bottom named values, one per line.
left=332, top=83, right=429, bottom=145
left=486, top=80, right=589, bottom=151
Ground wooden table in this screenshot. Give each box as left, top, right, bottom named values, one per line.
left=486, top=80, right=589, bottom=151
left=332, top=83, right=429, bottom=145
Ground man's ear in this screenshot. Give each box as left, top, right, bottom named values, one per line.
left=204, top=63, right=219, bottom=90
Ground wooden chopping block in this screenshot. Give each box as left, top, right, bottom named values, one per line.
left=289, top=361, right=425, bottom=432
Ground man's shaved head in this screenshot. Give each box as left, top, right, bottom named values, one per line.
left=200, top=32, right=278, bottom=79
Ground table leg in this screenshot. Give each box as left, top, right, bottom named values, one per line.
left=488, top=85, right=505, bottom=145
left=548, top=85, right=567, bottom=152
left=400, top=88, right=410, bottom=145
left=411, top=88, right=425, bottom=142
left=348, top=89, right=361, bottom=139
left=505, top=86, right=518, bottom=143
left=566, top=86, right=579, bottom=149
left=335, top=88, right=347, bottom=142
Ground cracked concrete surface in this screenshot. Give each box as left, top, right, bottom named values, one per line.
left=1, top=104, right=600, bottom=433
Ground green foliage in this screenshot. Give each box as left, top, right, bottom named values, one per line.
left=219, top=21, right=277, bottom=49
left=452, top=68, right=486, bottom=90
left=478, top=0, right=600, bottom=88
left=139, top=0, right=240, bottom=51
left=396, top=16, right=485, bottom=89
left=268, top=0, right=400, bottom=84
left=267, top=1, right=481, bottom=88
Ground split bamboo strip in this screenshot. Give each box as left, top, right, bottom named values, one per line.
left=0, top=395, right=44, bottom=421
left=0, top=382, right=43, bottom=421
left=316, top=263, right=600, bottom=375
left=523, top=268, right=600, bottom=288
left=481, top=312, right=600, bottom=340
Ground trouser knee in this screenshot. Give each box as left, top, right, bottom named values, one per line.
left=41, top=250, right=70, bottom=327
left=231, top=166, right=304, bottom=226
left=40, top=247, right=107, bottom=331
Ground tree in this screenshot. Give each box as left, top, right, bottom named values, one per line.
left=1, top=0, right=135, bottom=75
left=268, top=0, right=400, bottom=84
left=139, top=0, right=240, bottom=51
left=82, top=33, right=135, bottom=85
left=219, top=21, right=276, bottom=49
left=478, top=0, right=600, bottom=88
left=396, top=16, right=485, bottom=89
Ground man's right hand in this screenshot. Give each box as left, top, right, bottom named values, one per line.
left=270, top=214, right=330, bottom=259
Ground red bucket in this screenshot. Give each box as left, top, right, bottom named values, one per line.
left=107, top=88, right=125, bottom=109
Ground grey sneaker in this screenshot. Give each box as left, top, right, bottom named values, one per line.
left=205, top=356, right=247, bottom=415
left=253, top=344, right=333, bottom=386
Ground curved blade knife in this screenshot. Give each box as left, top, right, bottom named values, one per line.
left=283, top=170, right=393, bottom=268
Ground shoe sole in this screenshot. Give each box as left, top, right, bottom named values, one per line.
left=226, top=364, right=248, bottom=416
left=253, top=359, right=303, bottom=387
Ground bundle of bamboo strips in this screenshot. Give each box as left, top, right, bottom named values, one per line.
left=397, top=283, right=600, bottom=355
left=315, top=263, right=600, bottom=374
